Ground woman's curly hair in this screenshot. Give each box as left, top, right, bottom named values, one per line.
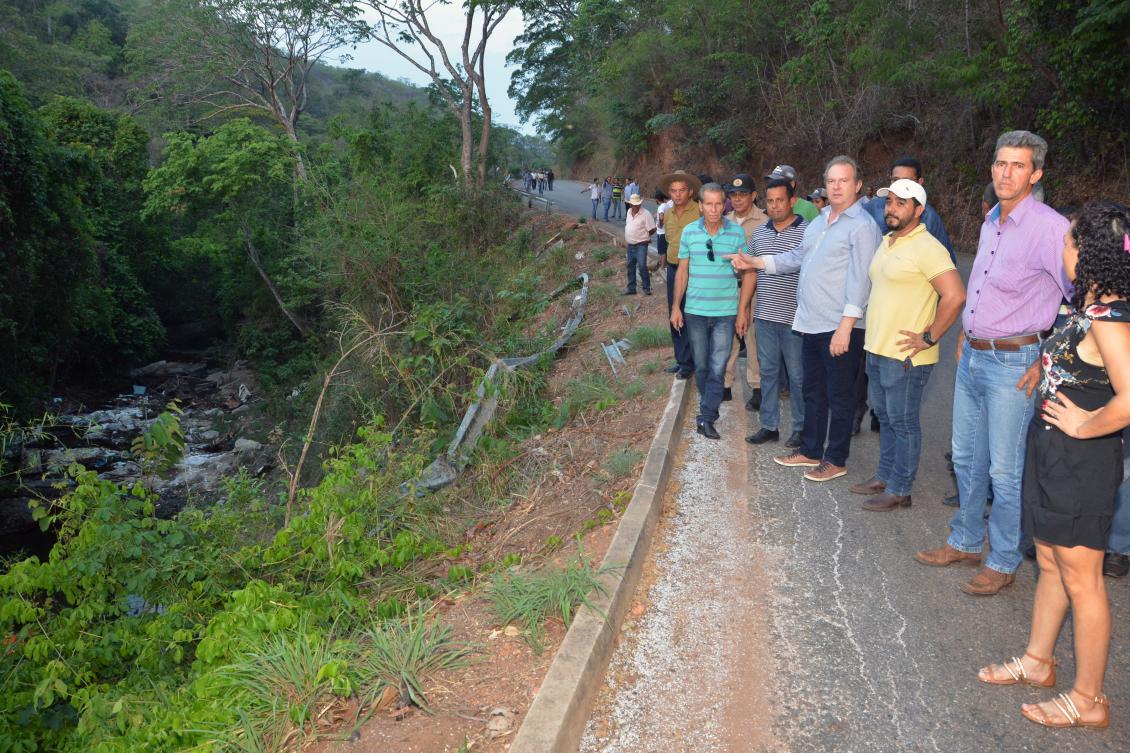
left=1070, top=201, right=1130, bottom=312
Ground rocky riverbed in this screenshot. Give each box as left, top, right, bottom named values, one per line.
left=1, top=359, right=276, bottom=560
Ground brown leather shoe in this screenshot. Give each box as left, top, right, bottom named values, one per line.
left=803, top=461, right=847, bottom=482
left=850, top=476, right=886, bottom=495
left=915, top=543, right=981, bottom=567
left=862, top=492, right=911, bottom=512
left=962, top=567, right=1015, bottom=596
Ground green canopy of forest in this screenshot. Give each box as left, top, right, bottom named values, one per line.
left=509, top=0, right=1129, bottom=212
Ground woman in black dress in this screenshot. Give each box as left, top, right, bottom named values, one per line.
left=977, top=202, right=1130, bottom=728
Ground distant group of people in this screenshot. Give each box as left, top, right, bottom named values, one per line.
left=614, top=131, right=1128, bottom=730
left=584, top=176, right=641, bottom=221
left=523, top=168, right=554, bottom=194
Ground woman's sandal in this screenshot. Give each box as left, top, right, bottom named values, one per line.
left=978, top=652, right=1056, bottom=688
left=1021, top=690, right=1109, bottom=729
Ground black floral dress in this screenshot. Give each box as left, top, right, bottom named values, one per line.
left=1022, top=300, right=1129, bottom=550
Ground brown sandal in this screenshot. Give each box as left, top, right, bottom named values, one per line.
left=1021, top=690, right=1109, bottom=729
left=978, top=652, right=1056, bottom=688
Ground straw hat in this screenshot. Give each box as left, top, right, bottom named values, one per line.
left=657, top=170, right=702, bottom=196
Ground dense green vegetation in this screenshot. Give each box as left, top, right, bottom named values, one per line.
left=511, top=0, right=1129, bottom=205
left=0, top=0, right=552, bottom=408
left=0, top=0, right=570, bottom=748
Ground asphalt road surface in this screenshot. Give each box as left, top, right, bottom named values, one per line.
left=559, top=197, right=1130, bottom=751
left=516, top=179, right=660, bottom=232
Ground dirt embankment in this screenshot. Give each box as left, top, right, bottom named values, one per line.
left=310, top=209, right=683, bottom=753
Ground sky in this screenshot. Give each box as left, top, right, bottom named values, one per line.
left=341, top=5, right=532, bottom=134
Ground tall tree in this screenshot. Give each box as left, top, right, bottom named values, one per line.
left=143, top=119, right=310, bottom=336
left=344, top=0, right=515, bottom=185
left=127, top=0, right=367, bottom=180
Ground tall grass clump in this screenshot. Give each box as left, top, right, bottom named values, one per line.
left=486, top=558, right=606, bottom=652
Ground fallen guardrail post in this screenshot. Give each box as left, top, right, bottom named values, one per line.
left=412, top=273, right=590, bottom=493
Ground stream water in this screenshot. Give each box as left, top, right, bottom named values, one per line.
left=1, top=359, right=273, bottom=562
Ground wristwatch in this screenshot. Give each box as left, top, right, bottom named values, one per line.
left=921, top=329, right=937, bottom=347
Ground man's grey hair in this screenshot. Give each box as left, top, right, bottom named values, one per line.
left=700, top=182, right=726, bottom=201
left=823, top=155, right=861, bottom=183
left=995, top=130, right=1048, bottom=171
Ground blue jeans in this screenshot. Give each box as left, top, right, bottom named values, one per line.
left=613, top=200, right=622, bottom=219
left=756, top=319, right=804, bottom=434
left=625, top=243, right=650, bottom=293
left=948, top=341, right=1039, bottom=574
left=685, top=313, right=735, bottom=424
left=591, top=198, right=598, bottom=219
left=800, top=329, right=864, bottom=466
left=866, top=353, right=934, bottom=496
left=603, top=198, right=611, bottom=220
left=1107, top=429, right=1130, bottom=554
left=666, top=264, right=693, bottom=372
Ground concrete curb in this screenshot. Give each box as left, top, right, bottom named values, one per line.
left=508, top=377, right=691, bottom=753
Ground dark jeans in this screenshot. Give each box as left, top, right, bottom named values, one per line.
left=603, top=198, right=612, bottom=220
left=800, top=328, right=865, bottom=466
left=612, top=198, right=623, bottom=218
left=625, top=243, right=650, bottom=293
left=666, top=263, right=693, bottom=372
left=685, top=313, right=736, bottom=424
left=866, top=353, right=934, bottom=496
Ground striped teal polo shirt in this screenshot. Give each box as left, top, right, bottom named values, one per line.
left=678, top=218, right=744, bottom=317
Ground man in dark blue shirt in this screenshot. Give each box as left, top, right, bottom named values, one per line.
left=864, top=157, right=955, bottom=264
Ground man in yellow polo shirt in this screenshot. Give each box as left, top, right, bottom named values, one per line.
left=659, top=171, right=703, bottom=378
left=851, top=178, right=967, bottom=511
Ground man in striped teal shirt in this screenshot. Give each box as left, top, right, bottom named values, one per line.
left=671, top=183, right=747, bottom=439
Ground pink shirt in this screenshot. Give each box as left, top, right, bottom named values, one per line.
left=624, top=206, right=656, bottom=245
left=963, top=194, right=1071, bottom=339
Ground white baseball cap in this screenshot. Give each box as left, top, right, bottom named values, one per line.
left=875, top=178, right=927, bottom=206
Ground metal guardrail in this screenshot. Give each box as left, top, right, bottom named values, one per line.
left=507, top=184, right=555, bottom=215
left=409, top=273, right=591, bottom=493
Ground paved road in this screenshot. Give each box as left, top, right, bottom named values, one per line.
left=564, top=209, right=1130, bottom=750
left=514, top=179, right=660, bottom=233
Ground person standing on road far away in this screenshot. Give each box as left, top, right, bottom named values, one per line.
left=722, top=173, right=768, bottom=406
left=808, top=187, right=828, bottom=211
left=766, top=164, right=819, bottom=222
left=851, top=178, right=965, bottom=512
left=584, top=178, right=600, bottom=219
left=601, top=178, right=613, bottom=221
left=659, top=171, right=703, bottom=379
left=625, top=177, right=639, bottom=212
left=864, top=157, right=956, bottom=264
left=740, top=178, right=808, bottom=450
left=729, top=155, right=882, bottom=482
left=655, top=188, right=673, bottom=264
left=623, top=193, right=656, bottom=296
left=671, top=183, right=747, bottom=440
left=611, top=180, right=624, bottom=220
left=546, top=169, right=554, bottom=190
left=977, top=201, right=1130, bottom=730
left=915, top=130, right=1072, bottom=597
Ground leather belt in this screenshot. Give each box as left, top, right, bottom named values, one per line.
left=967, top=334, right=1040, bottom=351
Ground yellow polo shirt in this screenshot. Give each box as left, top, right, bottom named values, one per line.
left=664, top=201, right=702, bottom=265
left=865, top=223, right=955, bottom=366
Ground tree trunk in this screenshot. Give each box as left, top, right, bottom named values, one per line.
left=460, top=91, right=474, bottom=185
left=283, top=122, right=307, bottom=183
left=476, top=60, right=492, bottom=185
left=242, top=228, right=308, bottom=337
